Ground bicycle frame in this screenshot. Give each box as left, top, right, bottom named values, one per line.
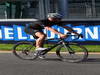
left=40, top=38, right=67, bottom=55
left=28, top=33, right=80, bottom=55
left=39, top=34, right=80, bottom=55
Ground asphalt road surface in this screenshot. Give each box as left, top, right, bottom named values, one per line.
left=0, top=53, right=100, bottom=75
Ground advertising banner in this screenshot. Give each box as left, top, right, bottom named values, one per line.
left=0, top=24, right=100, bottom=41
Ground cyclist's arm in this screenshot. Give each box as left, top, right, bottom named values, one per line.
left=61, top=26, right=79, bottom=35
left=44, top=26, right=62, bottom=35
left=44, top=26, right=66, bottom=38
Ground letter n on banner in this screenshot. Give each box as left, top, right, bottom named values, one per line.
left=85, top=26, right=99, bottom=41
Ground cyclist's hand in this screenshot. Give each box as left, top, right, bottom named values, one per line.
left=78, top=34, right=83, bottom=38
left=59, top=34, right=67, bottom=38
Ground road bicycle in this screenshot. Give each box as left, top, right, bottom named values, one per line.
left=12, top=33, right=88, bottom=63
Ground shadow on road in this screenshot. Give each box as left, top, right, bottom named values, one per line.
left=80, top=58, right=100, bottom=64
left=34, top=57, right=100, bottom=64
left=87, top=58, right=100, bottom=62
left=42, top=57, right=100, bottom=64
left=44, top=58, right=61, bottom=61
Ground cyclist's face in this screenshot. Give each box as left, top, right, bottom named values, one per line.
left=48, top=18, right=61, bottom=22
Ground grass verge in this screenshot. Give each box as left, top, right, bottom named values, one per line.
left=0, top=44, right=100, bottom=52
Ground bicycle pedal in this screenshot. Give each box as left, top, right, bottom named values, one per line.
left=38, top=55, right=46, bottom=59
left=34, top=50, right=44, bottom=56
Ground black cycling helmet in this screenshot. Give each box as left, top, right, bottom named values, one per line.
left=47, top=13, right=62, bottom=19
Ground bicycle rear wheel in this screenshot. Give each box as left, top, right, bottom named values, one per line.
left=56, top=43, right=88, bottom=63
left=13, top=41, right=37, bottom=60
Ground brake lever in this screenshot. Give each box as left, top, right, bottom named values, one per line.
left=78, top=34, right=83, bottom=38
left=66, top=33, right=81, bottom=41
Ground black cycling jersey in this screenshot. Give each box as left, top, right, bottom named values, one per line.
left=24, top=19, right=68, bottom=38
left=28, top=19, right=63, bottom=29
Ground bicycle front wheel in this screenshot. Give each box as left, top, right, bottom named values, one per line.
left=56, top=43, right=88, bottom=63
left=13, top=41, right=37, bottom=60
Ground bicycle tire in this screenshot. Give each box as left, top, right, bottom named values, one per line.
left=56, top=43, right=88, bottom=63
left=13, top=41, right=38, bottom=60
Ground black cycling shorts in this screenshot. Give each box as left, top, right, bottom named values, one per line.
left=24, top=27, right=44, bottom=39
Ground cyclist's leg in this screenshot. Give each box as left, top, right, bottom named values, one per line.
left=28, top=28, right=47, bottom=51
left=24, top=27, right=47, bottom=50
left=24, top=28, right=47, bottom=58
left=34, top=31, right=47, bottom=59
left=35, top=31, right=46, bottom=49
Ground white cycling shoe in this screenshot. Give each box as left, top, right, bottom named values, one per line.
left=34, top=47, right=47, bottom=59
left=35, top=47, right=47, bottom=51
left=38, top=55, right=46, bottom=59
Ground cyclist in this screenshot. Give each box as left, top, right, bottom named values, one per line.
left=24, top=13, right=81, bottom=59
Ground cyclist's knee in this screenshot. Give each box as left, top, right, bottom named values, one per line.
left=36, top=34, right=46, bottom=39
left=40, top=34, right=46, bottom=39
left=35, top=32, right=46, bottom=39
